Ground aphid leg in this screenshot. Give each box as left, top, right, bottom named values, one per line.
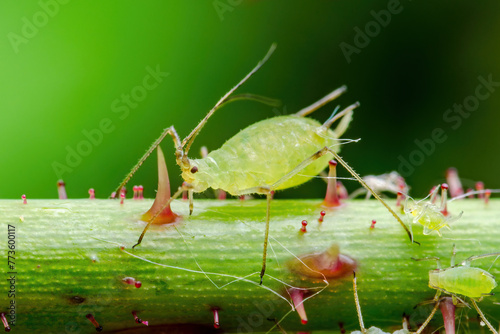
left=322, top=102, right=359, bottom=132
left=188, top=189, right=194, bottom=215
left=114, top=126, right=182, bottom=197
left=352, top=272, right=367, bottom=334
left=414, top=297, right=441, bottom=334
left=260, top=191, right=272, bottom=284
left=295, top=86, right=347, bottom=117
left=132, top=183, right=192, bottom=248
left=462, top=251, right=500, bottom=267
left=326, top=149, right=416, bottom=243
left=471, top=300, right=498, bottom=334
left=182, top=44, right=277, bottom=154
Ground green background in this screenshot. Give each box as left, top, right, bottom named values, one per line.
left=1, top=0, right=499, bottom=200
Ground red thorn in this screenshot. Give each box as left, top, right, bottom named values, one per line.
left=318, top=210, right=326, bottom=223
left=89, top=188, right=95, bottom=200
left=141, top=147, right=180, bottom=225
left=440, top=183, right=449, bottom=216
left=337, top=181, right=348, bottom=199
left=439, top=297, right=456, bottom=334
left=476, top=182, right=485, bottom=198
left=300, top=220, right=308, bottom=233
left=57, top=179, right=67, bottom=199
left=218, top=189, right=226, bottom=200
left=289, top=288, right=308, bottom=325
left=323, top=160, right=341, bottom=207
left=135, top=281, right=142, bottom=288
left=86, top=314, right=103, bottom=332
left=212, top=308, right=220, bottom=329
left=485, top=189, right=491, bottom=205
left=110, top=191, right=117, bottom=199
left=1, top=313, right=11, bottom=332
left=370, top=219, right=376, bottom=229
left=21, top=194, right=27, bottom=205
left=239, top=195, right=245, bottom=200
left=270, top=190, right=275, bottom=200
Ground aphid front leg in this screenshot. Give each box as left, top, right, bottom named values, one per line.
left=132, top=182, right=193, bottom=249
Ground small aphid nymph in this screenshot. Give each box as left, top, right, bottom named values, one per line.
left=412, top=245, right=500, bottom=334
left=404, top=185, right=462, bottom=239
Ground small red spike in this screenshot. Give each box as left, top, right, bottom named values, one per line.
left=446, top=167, right=464, bottom=198
left=21, top=194, right=27, bottom=205
left=1, top=313, right=11, bottom=332
left=212, top=307, right=220, bottom=329
left=86, top=314, right=103, bottom=332
left=132, top=311, right=148, bottom=326
left=138, top=185, right=144, bottom=200
left=218, top=190, right=226, bottom=200
left=57, top=179, right=67, bottom=199
left=318, top=211, right=326, bottom=223
left=323, top=160, right=341, bottom=207
left=300, top=220, right=308, bottom=233
left=110, top=191, right=117, bottom=199
left=133, top=185, right=138, bottom=200
left=439, top=297, right=456, bottom=334
left=141, top=147, right=180, bottom=225
left=122, top=277, right=136, bottom=285
left=338, top=322, right=346, bottom=334
left=134, top=281, right=142, bottom=288
left=120, top=190, right=125, bottom=205
left=485, top=189, right=491, bottom=205
left=476, top=182, right=485, bottom=198
left=88, top=188, right=95, bottom=200
left=370, top=219, right=376, bottom=229
left=289, top=288, right=308, bottom=325
left=440, top=183, right=449, bottom=216
left=396, top=191, right=404, bottom=207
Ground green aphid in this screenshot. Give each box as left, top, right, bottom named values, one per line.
left=412, top=244, right=500, bottom=334
left=117, top=44, right=413, bottom=284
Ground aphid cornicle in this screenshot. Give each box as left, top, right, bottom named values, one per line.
left=412, top=244, right=500, bottom=334
left=116, top=44, right=413, bottom=284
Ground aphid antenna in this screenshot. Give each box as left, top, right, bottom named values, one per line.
left=449, top=189, right=500, bottom=202
left=295, top=85, right=347, bottom=117
left=182, top=43, right=277, bottom=155
left=411, top=256, right=442, bottom=269
left=322, top=102, right=360, bottom=130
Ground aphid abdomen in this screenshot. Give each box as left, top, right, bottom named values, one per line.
left=430, top=267, right=497, bottom=299
left=203, top=115, right=340, bottom=194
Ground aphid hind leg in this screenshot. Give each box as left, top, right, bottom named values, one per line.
left=471, top=299, right=498, bottom=334
left=414, top=297, right=441, bottom=334
left=132, top=183, right=192, bottom=249
left=114, top=126, right=182, bottom=197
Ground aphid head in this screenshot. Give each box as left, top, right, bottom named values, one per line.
left=179, top=158, right=210, bottom=193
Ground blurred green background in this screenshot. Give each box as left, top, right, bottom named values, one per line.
left=1, top=0, right=499, bottom=199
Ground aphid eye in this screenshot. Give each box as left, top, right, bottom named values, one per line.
left=190, top=166, right=198, bottom=174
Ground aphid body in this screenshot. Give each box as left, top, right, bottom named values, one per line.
left=429, top=266, right=496, bottom=300
left=184, top=116, right=344, bottom=194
